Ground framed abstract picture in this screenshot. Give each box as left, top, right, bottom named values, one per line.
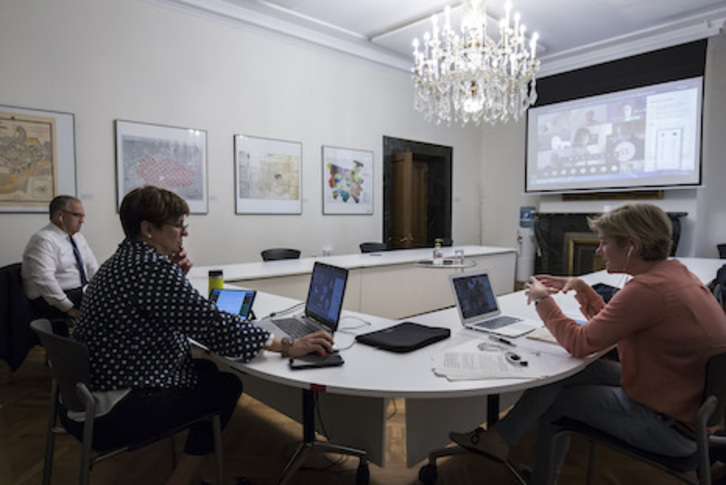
left=0, top=105, right=76, bottom=212
left=115, top=120, right=208, bottom=213
left=322, top=145, right=373, bottom=215
left=234, top=135, right=302, bottom=214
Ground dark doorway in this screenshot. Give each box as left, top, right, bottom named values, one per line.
left=383, top=136, right=452, bottom=249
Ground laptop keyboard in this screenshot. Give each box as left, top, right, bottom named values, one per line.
left=274, top=317, right=319, bottom=339
left=476, top=315, right=522, bottom=330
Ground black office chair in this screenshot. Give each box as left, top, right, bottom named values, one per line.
left=549, top=351, right=726, bottom=485
left=359, top=242, right=387, bottom=253
left=0, top=262, right=37, bottom=371
left=261, top=248, right=301, bottom=261
left=718, top=244, right=726, bottom=260
left=30, top=318, right=224, bottom=485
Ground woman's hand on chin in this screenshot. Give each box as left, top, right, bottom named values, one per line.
left=170, top=247, right=193, bottom=274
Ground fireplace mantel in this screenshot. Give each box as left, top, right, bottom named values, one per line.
left=534, top=212, right=686, bottom=276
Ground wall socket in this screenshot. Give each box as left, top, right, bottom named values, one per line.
left=322, top=247, right=333, bottom=257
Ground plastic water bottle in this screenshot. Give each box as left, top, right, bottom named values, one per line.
left=433, top=239, right=443, bottom=265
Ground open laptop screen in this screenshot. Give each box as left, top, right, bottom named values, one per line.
left=451, top=272, right=499, bottom=320
left=305, top=262, right=348, bottom=330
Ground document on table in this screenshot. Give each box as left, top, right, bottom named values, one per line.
left=526, top=326, right=559, bottom=344
left=432, top=340, right=544, bottom=381
left=527, top=312, right=587, bottom=345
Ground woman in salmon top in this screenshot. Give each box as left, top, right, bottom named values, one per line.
left=450, top=203, right=726, bottom=484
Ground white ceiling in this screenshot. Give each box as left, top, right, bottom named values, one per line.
left=164, top=0, right=726, bottom=76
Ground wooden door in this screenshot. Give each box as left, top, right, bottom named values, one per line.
left=391, top=152, right=428, bottom=249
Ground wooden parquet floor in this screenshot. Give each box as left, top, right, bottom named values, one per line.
left=1, top=347, right=686, bottom=485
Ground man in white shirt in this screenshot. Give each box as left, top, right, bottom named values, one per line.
left=22, top=195, right=99, bottom=321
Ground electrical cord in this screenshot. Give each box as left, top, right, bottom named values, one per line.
left=386, top=398, right=398, bottom=420
left=305, top=392, right=351, bottom=471
left=337, top=315, right=372, bottom=331
left=334, top=316, right=373, bottom=351
left=264, top=301, right=304, bottom=319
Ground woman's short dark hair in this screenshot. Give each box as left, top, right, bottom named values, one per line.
left=119, top=186, right=189, bottom=239
left=588, top=203, right=672, bottom=262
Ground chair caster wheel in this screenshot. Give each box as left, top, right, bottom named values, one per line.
left=419, top=463, right=437, bottom=484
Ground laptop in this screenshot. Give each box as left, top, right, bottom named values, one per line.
left=209, top=288, right=257, bottom=321
left=257, top=262, right=348, bottom=339
left=450, top=270, right=538, bottom=338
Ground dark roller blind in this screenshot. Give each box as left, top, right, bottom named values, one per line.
left=536, top=40, right=708, bottom=106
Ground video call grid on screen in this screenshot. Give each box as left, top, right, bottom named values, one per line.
left=525, top=76, right=703, bottom=193
left=453, top=274, right=498, bottom=320
left=306, top=264, right=347, bottom=323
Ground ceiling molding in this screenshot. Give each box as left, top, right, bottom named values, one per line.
left=156, top=0, right=726, bottom=77
left=539, top=13, right=726, bottom=77
left=156, top=0, right=413, bottom=71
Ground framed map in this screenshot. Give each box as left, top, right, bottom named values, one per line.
left=0, top=105, right=76, bottom=212
left=322, top=145, right=373, bottom=215
left=115, top=120, right=208, bottom=214
left=234, top=135, right=302, bottom=214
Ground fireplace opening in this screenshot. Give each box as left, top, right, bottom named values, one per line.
left=565, top=232, right=605, bottom=276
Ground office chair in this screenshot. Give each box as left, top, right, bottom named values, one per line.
left=30, top=318, right=224, bottom=485
left=549, top=351, right=726, bottom=485
left=359, top=242, right=387, bottom=253
left=261, top=248, right=301, bottom=261
left=0, top=262, right=37, bottom=371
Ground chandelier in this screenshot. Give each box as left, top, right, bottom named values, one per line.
left=412, top=0, right=540, bottom=126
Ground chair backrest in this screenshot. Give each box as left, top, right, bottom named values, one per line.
left=708, top=264, right=726, bottom=311
left=359, top=242, right=387, bottom=253
left=0, top=262, right=37, bottom=370
left=704, top=351, right=726, bottom=427
left=30, top=319, right=90, bottom=412
left=261, top=248, right=301, bottom=261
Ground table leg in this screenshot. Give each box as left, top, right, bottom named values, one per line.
left=487, top=394, right=500, bottom=427
left=276, top=389, right=369, bottom=485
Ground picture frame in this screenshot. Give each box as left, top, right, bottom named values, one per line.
left=322, top=145, right=374, bottom=215
left=234, top=135, right=302, bottom=214
left=115, top=120, right=208, bottom=214
left=0, top=105, right=76, bottom=212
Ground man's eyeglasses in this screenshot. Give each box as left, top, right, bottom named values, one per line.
left=62, top=210, right=85, bottom=219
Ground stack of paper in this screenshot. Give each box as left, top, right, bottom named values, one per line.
left=431, top=340, right=543, bottom=381
left=526, top=326, right=559, bottom=345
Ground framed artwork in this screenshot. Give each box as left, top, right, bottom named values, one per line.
left=0, top=105, right=76, bottom=212
left=115, top=120, right=208, bottom=213
left=322, top=145, right=373, bottom=215
left=234, top=135, right=302, bottom=214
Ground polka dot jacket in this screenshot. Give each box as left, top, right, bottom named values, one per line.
left=73, top=238, right=270, bottom=391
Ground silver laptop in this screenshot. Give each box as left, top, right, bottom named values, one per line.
left=257, top=262, right=348, bottom=339
left=450, top=270, right=537, bottom=338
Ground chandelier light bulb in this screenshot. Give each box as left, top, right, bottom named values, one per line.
left=411, top=0, right=541, bottom=126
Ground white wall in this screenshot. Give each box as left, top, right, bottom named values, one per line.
left=480, top=31, right=726, bottom=260
left=0, top=0, right=483, bottom=267
left=696, top=33, right=726, bottom=258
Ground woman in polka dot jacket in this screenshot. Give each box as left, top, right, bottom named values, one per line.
left=64, top=185, right=334, bottom=484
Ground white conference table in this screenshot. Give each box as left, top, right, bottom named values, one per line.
left=190, top=245, right=517, bottom=319
left=200, top=257, right=724, bottom=474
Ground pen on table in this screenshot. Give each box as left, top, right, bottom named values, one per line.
left=489, top=335, right=516, bottom=347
